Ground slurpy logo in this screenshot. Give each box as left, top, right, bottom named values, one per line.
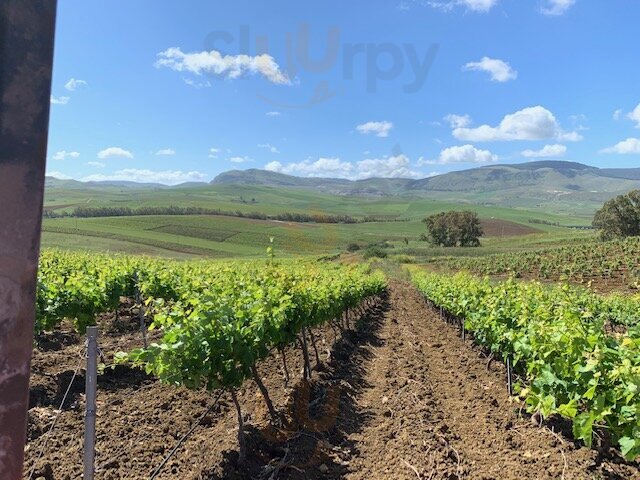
left=203, top=23, right=439, bottom=108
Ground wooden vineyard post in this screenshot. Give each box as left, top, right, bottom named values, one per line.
left=0, top=2, right=57, bottom=479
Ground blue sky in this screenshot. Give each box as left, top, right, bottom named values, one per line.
left=47, top=0, right=640, bottom=184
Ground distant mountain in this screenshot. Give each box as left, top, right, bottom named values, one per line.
left=212, top=162, right=640, bottom=195
left=45, top=161, right=640, bottom=214
left=44, top=177, right=207, bottom=189
left=211, top=169, right=413, bottom=195
left=211, top=162, right=640, bottom=211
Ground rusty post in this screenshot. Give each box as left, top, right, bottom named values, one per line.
left=0, top=2, right=57, bottom=479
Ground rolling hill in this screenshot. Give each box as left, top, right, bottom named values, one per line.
left=211, top=161, right=640, bottom=211
left=45, top=161, right=640, bottom=217
left=212, top=161, right=640, bottom=196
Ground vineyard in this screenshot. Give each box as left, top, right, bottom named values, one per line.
left=24, top=249, right=640, bottom=478
left=411, top=270, right=640, bottom=459
left=431, top=237, right=640, bottom=291
left=28, top=250, right=387, bottom=477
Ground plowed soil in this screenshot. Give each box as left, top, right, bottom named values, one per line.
left=24, top=282, right=640, bottom=479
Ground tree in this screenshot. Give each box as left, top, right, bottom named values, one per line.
left=593, top=190, right=640, bottom=240
left=422, top=211, right=483, bottom=247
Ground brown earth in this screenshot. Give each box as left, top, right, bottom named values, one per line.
left=480, top=218, right=541, bottom=237
left=24, top=282, right=640, bottom=479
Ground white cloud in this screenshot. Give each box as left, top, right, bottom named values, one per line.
left=541, top=0, right=576, bottom=16
left=426, top=0, right=499, bottom=13
left=356, top=121, right=393, bottom=138
left=265, top=161, right=284, bottom=172
left=627, top=104, right=640, bottom=128
left=50, top=95, right=70, bottom=105
left=81, top=169, right=208, bottom=185
left=155, top=148, right=176, bottom=156
left=459, top=0, right=498, bottom=11
left=258, top=143, right=279, bottom=154
left=64, top=78, right=88, bottom=91
left=521, top=144, right=567, bottom=158
left=266, top=157, right=353, bottom=178
left=46, top=171, right=72, bottom=180
left=87, top=161, right=105, bottom=168
left=613, top=109, right=623, bottom=121
left=266, top=111, right=281, bottom=117
left=453, top=106, right=582, bottom=142
left=97, top=147, right=134, bottom=159
left=208, top=148, right=220, bottom=158
left=155, top=47, right=291, bottom=85
left=601, top=138, right=640, bottom=154
left=463, top=57, right=517, bottom=82
left=52, top=150, right=80, bottom=161
left=230, top=156, right=252, bottom=164
left=419, top=144, right=498, bottom=165
left=357, top=154, right=421, bottom=178
left=444, top=114, right=472, bottom=128
left=265, top=154, right=420, bottom=179
left=183, top=78, right=211, bottom=88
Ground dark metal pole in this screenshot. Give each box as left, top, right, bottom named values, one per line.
left=0, top=2, right=57, bottom=479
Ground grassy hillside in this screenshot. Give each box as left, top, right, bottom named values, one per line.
left=209, top=163, right=640, bottom=215
left=45, top=182, right=591, bottom=223
left=41, top=211, right=592, bottom=260
left=43, top=169, right=603, bottom=259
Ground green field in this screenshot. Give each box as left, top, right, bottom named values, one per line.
left=45, top=182, right=593, bottom=223
left=42, top=182, right=595, bottom=259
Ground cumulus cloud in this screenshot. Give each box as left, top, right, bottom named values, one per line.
left=155, top=48, right=291, bottom=85
left=52, top=150, right=80, bottom=161
left=627, top=104, right=640, bottom=128
left=50, top=95, right=70, bottom=105
left=521, top=144, right=567, bottom=158
left=230, top=156, right=252, bottom=164
left=463, top=57, right=517, bottom=82
left=266, top=157, right=353, bottom=178
left=419, top=144, right=498, bottom=165
left=97, top=147, right=134, bottom=159
left=356, top=121, right=394, bottom=138
left=64, top=78, right=88, bottom=91
left=452, top=106, right=582, bottom=142
left=265, top=155, right=420, bottom=180
left=81, top=169, right=208, bottom=185
left=601, top=138, right=640, bottom=154
left=541, top=0, right=576, bottom=16
left=265, top=161, right=284, bottom=172
left=426, top=0, right=499, bottom=13
left=357, top=155, right=421, bottom=178
left=46, top=171, right=72, bottom=180
left=155, top=148, right=176, bottom=156
left=258, top=143, right=279, bottom=154
left=444, top=114, right=472, bottom=128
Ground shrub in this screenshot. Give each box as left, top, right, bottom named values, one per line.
left=346, top=242, right=361, bottom=252
left=363, top=246, right=388, bottom=259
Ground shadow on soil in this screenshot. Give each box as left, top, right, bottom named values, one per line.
left=206, top=290, right=390, bottom=480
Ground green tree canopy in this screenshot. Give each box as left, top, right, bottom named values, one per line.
left=593, top=190, right=640, bottom=240
left=422, top=210, right=483, bottom=247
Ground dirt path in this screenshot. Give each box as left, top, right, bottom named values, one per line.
left=24, top=282, right=640, bottom=479
left=344, top=281, right=639, bottom=480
